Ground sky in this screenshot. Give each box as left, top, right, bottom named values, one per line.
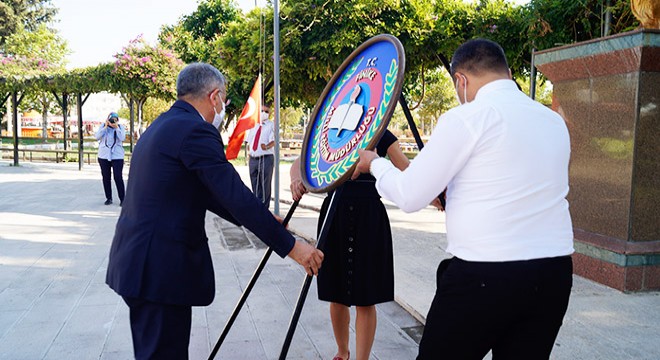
left=51, top=0, right=259, bottom=69
left=52, top=0, right=530, bottom=69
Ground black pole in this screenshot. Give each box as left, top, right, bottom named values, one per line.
left=64, top=94, right=69, bottom=154
left=398, top=94, right=446, bottom=208
left=62, top=94, right=69, bottom=152
left=11, top=92, right=18, bottom=166
left=279, top=275, right=312, bottom=360
left=76, top=93, right=84, bottom=170
left=1, top=93, right=9, bottom=109
left=278, top=187, right=343, bottom=360
left=208, top=200, right=300, bottom=360
left=398, top=94, right=423, bottom=150
left=436, top=52, right=451, bottom=74
left=530, top=49, right=537, bottom=100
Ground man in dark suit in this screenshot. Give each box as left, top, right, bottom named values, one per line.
left=106, top=63, right=324, bottom=360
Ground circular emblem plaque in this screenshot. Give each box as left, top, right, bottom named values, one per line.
left=300, top=34, right=406, bottom=193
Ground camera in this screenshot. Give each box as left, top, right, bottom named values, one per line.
left=108, top=118, right=117, bottom=124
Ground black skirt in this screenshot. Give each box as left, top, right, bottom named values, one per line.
left=316, top=180, right=394, bottom=306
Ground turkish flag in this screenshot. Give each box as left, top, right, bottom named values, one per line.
left=226, top=74, right=261, bottom=160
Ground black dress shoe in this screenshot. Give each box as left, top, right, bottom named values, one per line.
left=104, top=199, right=113, bottom=205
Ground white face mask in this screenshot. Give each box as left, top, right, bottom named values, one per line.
left=454, top=74, right=469, bottom=105
left=212, top=98, right=226, bottom=129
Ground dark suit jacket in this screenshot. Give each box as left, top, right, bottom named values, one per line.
left=106, top=100, right=295, bottom=306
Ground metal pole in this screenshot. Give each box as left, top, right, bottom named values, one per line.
left=62, top=94, right=69, bottom=152
left=273, top=0, right=281, bottom=216
left=208, top=200, right=299, bottom=360
left=398, top=94, right=446, bottom=208
left=76, top=93, right=84, bottom=170
left=11, top=92, right=18, bottom=166
left=278, top=187, right=343, bottom=359
left=41, top=94, right=48, bottom=140
left=604, top=0, right=612, bottom=36
left=530, top=48, right=537, bottom=100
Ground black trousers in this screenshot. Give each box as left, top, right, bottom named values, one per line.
left=98, top=158, right=125, bottom=202
left=123, top=297, right=192, bottom=360
left=417, top=255, right=573, bottom=360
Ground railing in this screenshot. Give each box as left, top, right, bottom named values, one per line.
left=0, top=148, right=132, bottom=165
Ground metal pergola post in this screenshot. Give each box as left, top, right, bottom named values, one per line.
left=11, top=92, right=19, bottom=166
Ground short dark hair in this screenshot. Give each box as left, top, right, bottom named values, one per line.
left=450, top=38, right=509, bottom=77
left=177, top=63, right=226, bottom=100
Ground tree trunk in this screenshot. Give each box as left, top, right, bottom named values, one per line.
left=5, top=100, right=11, bottom=135
left=137, top=98, right=145, bottom=133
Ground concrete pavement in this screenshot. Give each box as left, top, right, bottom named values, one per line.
left=1, top=160, right=659, bottom=359
left=0, top=161, right=420, bottom=360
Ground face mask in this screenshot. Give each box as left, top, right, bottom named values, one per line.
left=454, top=74, right=469, bottom=105
left=211, top=98, right=226, bottom=129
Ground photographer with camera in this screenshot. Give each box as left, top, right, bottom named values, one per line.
left=95, top=112, right=126, bottom=206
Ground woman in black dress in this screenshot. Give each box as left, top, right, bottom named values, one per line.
left=290, top=130, right=411, bottom=360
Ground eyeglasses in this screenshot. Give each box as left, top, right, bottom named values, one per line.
left=217, top=89, right=226, bottom=103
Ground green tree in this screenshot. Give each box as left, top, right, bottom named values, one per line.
left=279, top=105, right=305, bottom=139
left=181, top=0, right=242, bottom=40
left=525, top=0, right=639, bottom=51
left=158, top=0, right=641, bottom=142
left=277, top=0, right=439, bottom=106
left=468, top=1, right=529, bottom=76
left=113, top=35, right=184, bottom=131
left=118, top=97, right=172, bottom=126
left=2, top=23, right=68, bottom=138
left=2, top=23, right=68, bottom=68
left=159, top=0, right=242, bottom=64
left=414, top=68, right=458, bottom=135
left=159, top=0, right=248, bottom=123
left=517, top=75, right=553, bottom=105
left=0, top=0, right=58, bottom=45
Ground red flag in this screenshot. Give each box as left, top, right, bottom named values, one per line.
left=226, top=74, right=261, bottom=160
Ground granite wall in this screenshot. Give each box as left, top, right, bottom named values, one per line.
left=535, top=30, right=660, bottom=291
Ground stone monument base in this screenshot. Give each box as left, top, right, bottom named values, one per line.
left=535, top=30, right=660, bottom=292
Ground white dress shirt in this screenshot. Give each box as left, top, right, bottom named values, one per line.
left=370, top=79, right=574, bottom=262
left=246, top=119, right=275, bottom=157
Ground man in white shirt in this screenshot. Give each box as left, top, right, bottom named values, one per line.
left=246, top=106, right=275, bottom=208
left=353, top=39, right=574, bottom=359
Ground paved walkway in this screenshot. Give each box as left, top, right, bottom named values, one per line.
left=0, top=160, right=659, bottom=359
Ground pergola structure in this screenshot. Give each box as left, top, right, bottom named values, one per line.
left=1, top=64, right=174, bottom=170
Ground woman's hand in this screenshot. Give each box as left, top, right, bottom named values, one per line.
left=290, top=178, right=308, bottom=201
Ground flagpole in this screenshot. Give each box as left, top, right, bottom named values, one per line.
left=273, top=0, right=281, bottom=216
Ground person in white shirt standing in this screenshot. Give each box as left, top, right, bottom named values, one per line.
left=95, top=112, right=126, bottom=206
left=246, top=106, right=275, bottom=208
left=353, top=38, right=574, bottom=359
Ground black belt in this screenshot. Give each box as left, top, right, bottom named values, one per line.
left=250, top=154, right=274, bottom=159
